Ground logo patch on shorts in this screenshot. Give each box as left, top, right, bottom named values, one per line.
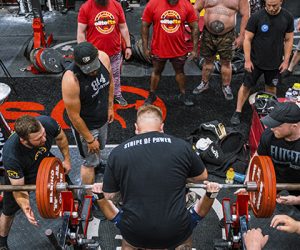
left=272, top=78, right=279, bottom=86
left=261, top=24, right=269, bottom=32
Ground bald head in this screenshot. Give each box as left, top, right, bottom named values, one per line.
left=265, top=0, right=282, bottom=15
left=135, top=105, right=164, bottom=134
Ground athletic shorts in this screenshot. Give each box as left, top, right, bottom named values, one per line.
left=111, top=206, right=203, bottom=232
left=151, top=54, right=187, bottom=66
left=243, top=66, right=281, bottom=88
left=200, top=27, right=235, bottom=61
left=2, top=188, right=21, bottom=216
left=72, top=123, right=108, bottom=168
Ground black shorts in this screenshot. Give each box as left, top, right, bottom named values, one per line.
left=243, top=66, right=281, bottom=88
left=2, top=189, right=21, bottom=216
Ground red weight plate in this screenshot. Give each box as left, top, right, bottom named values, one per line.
left=249, top=155, right=276, bottom=217
left=36, top=157, right=65, bottom=218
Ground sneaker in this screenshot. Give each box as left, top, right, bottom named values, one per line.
left=282, top=70, right=292, bottom=78
left=144, top=92, right=157, bottom=105
left=192, top=81, right=209, bottom=94
left=0, top=245, right=9, bottom=250
left=179, top=93, right=194, bottom=106
left=230, top=111, right=241, bottom=125
left=186, top=191, right=199, bottom=209
left=222, top=85, right=233, bottom=100
left=115, top=95, right=128, bottom=106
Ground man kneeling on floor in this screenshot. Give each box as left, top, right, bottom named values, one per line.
left=91, top=105, right=220, bottom=249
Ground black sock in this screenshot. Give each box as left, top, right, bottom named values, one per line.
left=0, top=236, right=8, bottom=246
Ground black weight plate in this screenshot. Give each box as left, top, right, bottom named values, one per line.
left=40, top=48, right=64, bottom=73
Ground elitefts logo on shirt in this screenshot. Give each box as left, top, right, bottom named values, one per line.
left=160, top=10, right=181, bottom=33
left=94, top=11, right=116, bottom=34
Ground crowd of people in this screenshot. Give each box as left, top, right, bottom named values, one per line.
left=0, top=0, right=299, bottom=249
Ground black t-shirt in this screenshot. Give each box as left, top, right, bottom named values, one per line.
left=67, top=61, right=110, bottom=130
left=246, top=8, right=294, bottom=70
left=103, top=131, right=206, bottom=248
left=3, top=116, right=60, bottom=184
left=257, top=129, right=300, bottom=184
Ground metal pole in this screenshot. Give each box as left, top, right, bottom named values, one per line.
left=276, top=183, right=300, bottom=191
left=186, top=183, right=247, bottom=189
left=66, top=185, right=94, bottom=190
left=1, top=182, right=300, bottom=192
left=0, top=185, right=36, bottom=191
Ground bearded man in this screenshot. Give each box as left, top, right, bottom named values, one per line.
left=193, top=0, right=250, bottom=100
left=141, top=0, right=199, bottom=106
left=77, top=0, right=132, bottom=106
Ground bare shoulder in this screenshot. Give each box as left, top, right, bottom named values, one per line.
left=62, top=70, right=79, bottom=90
left=98, top=50, right=111, bottom=69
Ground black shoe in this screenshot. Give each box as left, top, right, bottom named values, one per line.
left=115, top=95, right=128, bottom=106
left=144, top=92, right=157, bottom=105
left=230, top=111, right=241, bottom=125
left=179, top=93, right=194, bottom=106
left=282, top=70, right=292, bottom=78
left=0, top=245, right=9, bottom=250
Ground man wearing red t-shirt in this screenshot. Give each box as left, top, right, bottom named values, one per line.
left=77, top=0, right=132, bottom=106
left=141, top=0, right=199, bottom=106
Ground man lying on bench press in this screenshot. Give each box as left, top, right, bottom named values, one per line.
left=91, top=105, right=220, bottom=249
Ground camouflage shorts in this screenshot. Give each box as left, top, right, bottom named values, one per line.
left=200, top=28, right=235, bottom=61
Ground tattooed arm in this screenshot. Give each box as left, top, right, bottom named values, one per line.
left=235, top=0, right=250, bottom=48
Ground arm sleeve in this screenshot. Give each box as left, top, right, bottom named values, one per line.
left=245, top=14, right=257, bottom=33
left=4, top=157, right=24, bottom=179
left=141, top=1, right=153, bottom=24
left=186, top=2, right=198, bottom=23
left=257, top=129, right=271, bottom=156
left=116, top=2, right=126, bottom=24
left=103, top=154, right=120, bottom=193
left=188, top=145, right=206, bottom=177
left=78, top=4, right=88, bottom=24
left=286, top=14, right=295, bottom=33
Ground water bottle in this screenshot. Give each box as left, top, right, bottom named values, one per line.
left=234, top=172, right=246, bottom=183
left=225, top=168, right=235, bottom=184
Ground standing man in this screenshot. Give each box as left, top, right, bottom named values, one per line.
left=141, top=0, right=199, bottom=106
left=0, top=115, right=71, bottom=249
left=230, top=0, right=294, bottom=125
left=258, top=102, right=300, bottom=206
left=193, top=0, right=250, bottom=100
left=62, top=42, right=114, bottom=188
left=92, top=105, right=220, bottom=249
left=284, top=19, right=300, bottom=77
left=77, top=0, right=132, bottom=106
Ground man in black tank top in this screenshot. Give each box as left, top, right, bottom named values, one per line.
left=62, top=42, right=114, bottom=188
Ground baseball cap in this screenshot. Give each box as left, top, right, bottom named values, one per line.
left=73, top=42, right=100, bottom=74
left=260, top=102, right=300, bottom=128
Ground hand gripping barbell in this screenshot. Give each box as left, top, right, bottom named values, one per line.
left=0, top=156, right=299, bottom=218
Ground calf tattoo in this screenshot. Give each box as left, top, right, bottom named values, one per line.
left=209, top=20, right=225, bottom=33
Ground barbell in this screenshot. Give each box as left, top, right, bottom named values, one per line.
left=0, top=156, right=299, bottom=219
